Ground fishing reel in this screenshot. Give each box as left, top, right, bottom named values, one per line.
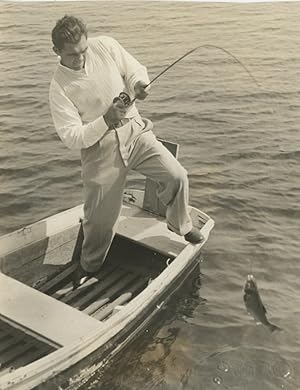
left=113, top=92, right=132, bottom=108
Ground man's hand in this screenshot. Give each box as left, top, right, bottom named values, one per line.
left=103, top=100, right=126, bottom=128
left=134, top=80, right=150, bottom=100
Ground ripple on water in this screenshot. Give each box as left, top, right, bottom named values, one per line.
left=196, top=346, right=299, bottom=390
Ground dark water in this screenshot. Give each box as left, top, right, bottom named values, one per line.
left=1, top=1, right=300, bottom=389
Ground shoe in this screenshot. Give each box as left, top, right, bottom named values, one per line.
left=184, top=227, right=204, bottom=244
left=72, top=263, right=94, bottom=290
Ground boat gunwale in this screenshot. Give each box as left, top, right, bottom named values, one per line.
left=0, top=217, right=214, bottom=389
left=0, top=205, right=84, bottom=259
left=61, top=253, right=201, bottom=390
left=0, top=188, right=214, bottom=389
left=0, top=189, right=212, bottom=260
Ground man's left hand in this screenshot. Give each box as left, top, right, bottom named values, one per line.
left=134, top=81, right=150, bottom=100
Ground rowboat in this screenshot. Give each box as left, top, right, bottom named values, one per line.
left=0, top=140, right=214, bottom=390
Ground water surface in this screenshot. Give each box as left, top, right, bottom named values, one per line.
left=1, top=2, right=300, bottom=389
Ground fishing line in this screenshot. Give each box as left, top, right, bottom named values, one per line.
left=115, top=46, right=259, bottom=280
left=248, top=257, right=253, bottom=277
left=114, top=44, right=260, bottom=107
left=147, top=44, right=260, bottom=90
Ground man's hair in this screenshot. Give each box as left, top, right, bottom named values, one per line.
left=52, top=15, right=88, bottom=50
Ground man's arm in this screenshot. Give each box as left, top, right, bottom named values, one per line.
left=100, top=36, right=150, bottom=95
left=49, top=81, right=108, bottom=150
left=49, top=81, right=126, bottom=150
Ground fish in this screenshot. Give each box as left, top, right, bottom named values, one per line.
left=243, top=274, right=281, bottom=332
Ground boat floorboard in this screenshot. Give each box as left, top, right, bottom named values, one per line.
left=0, top=321, right=55, bottom=375
left=43, top=262, right=149, bottom=320
left=35, top=236, right=166, bottom=326
left=0, top=235, right=168, bottom=374
left=0, top=261, right=149, bottom=374
left=37, top=235, right=167, bottom=322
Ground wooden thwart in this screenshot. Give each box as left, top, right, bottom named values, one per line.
left=117, top=204, right=186, bottom=257
left=0, top=273, right=101, bottom=348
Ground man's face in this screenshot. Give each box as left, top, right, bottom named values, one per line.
left=55, top=35, right=88, bottom=71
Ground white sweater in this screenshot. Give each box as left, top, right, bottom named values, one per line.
left=49, top=36, right=150, bottom=150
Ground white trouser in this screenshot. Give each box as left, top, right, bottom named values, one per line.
left=80, top=119, right=193, bottom=272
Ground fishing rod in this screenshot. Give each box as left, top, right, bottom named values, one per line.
left=114, top=44, right=260, bottom=107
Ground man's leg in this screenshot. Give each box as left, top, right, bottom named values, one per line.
left=76, top=131, right=127, bottom=285
left=129, top=131, right=202, bottom=241
left=73, top=181, right=125, bottom=289
left=81, top=179, right=125, bottom=273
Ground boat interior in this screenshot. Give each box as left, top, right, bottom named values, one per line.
left=0, top=219, right=176, bottom=376
left=0, top=139, right=210, bottom=378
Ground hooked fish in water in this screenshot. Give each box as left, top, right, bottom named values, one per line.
left=243, top=275, right=281, bottom=332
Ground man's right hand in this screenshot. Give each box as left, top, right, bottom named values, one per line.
left=103, top=100, right=126, bottom=129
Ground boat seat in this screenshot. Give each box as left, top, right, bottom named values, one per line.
left=0, top=273, right=101, bottom=348
left=117, top=203, right=186, bottom=258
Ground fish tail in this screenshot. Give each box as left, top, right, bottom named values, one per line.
left=268, top=323, right=282, bottom=333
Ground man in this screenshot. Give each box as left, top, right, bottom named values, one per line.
left=49, top=15, right=203, bottom=288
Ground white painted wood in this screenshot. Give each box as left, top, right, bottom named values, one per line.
left=0, top=189, right=191, bottom=262
left=0, top=186, right=215, bottom=389
left=0, top=273, right=101, bottom=347
left=0, top=209, right=214, bottom=390
left=112, top=305, right=124, bottom=315
left=117, top=203, right=186, bottom=257
left=0, top=188, right=211, bottom=261
left=120, top=189, right=213, bottom=256
left=0, top=205, right=83, bottom=257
